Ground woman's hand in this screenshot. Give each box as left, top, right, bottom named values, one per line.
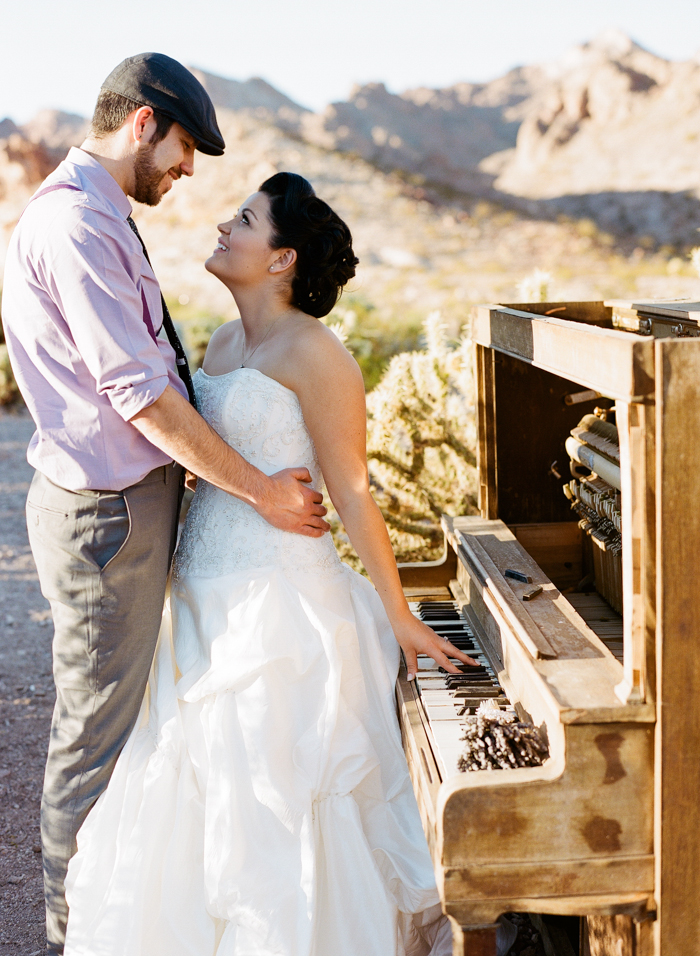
left=392, top=614, right=480, bottom=681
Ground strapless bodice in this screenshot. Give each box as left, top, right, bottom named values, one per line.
left=173, top=367, right=342, bottom=579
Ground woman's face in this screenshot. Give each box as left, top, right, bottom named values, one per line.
left=205, top=191, right=280, bottom=286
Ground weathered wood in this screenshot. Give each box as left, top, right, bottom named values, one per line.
left=474, top=343, right=498, bottom=519
left=507, top=301, right=612, bottom=326
left=398, top=541, right=457, bottom=587
left=437, top=719, right=653, bottom=869
left=456, top=530, right=558, bottom=659
left=606, top=299, right=700, bottom=321
left=395, top=665, right=440, bottom=857
left=446, top=894, right=649, bottom=926
left=447, top=516, right=616, bottom=663
left=443, top=856, right=654, bottom=901
left=653, top=338, right=700, bottom=955
left=472, top=306, right=655, bottom=402
left=583, top=913, right=653, bottom=956
left=586, top=915, right=634, bottom=956
left=616, top=402, right=655, bottom=705
left=510, top=522, right=583, bottom=591
left=402, top=586, right=452, bottom=601
left=448, top=920, right=497, bottom=956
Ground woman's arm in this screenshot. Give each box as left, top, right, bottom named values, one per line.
left=291, top=327, right=478, bottom=679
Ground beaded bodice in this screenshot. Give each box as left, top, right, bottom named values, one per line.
left=173, top=368, right=342, bottom=579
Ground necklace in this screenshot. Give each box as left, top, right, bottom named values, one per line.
left=239, top=313, right=285, bottom=368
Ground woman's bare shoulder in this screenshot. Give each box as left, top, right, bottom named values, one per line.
left=284, top=317, right=362, bottom=387
left=202, top=319, right=242, bottom=373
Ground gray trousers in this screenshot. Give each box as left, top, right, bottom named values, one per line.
left=26, top=464, right=183, bottom=955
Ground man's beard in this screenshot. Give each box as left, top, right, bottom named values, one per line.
left=133, top=145, right=172, bottom=206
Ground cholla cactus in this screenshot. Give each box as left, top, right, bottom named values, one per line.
left=689, top=247, right=700, bottom=278
left=518, top=268, right=553, bottom=303
left=327, top=321, right=349, bottom=346
left=361, top=313, right=478, bottom=563
left=0, top=344, right=20, bottom=406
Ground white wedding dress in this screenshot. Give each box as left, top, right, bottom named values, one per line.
left=63, top=367, right=452, bottom=956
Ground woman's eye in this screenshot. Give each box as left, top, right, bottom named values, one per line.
left=241, top=213, right=249, bottom=225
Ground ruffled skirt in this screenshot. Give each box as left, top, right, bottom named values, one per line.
left=64, top=565, right=450, bottom=956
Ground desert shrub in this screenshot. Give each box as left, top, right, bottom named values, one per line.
left=0, top=291, right=21, bottom=406
left=0, top=344, right=20, bottom=405
left=325, top=298, right=423, bottom=391
left=517, top=268, right=553, bottom=303
left=690, top=247, right=700, bottom=277
left=328, top=311, right=478, bottom=570
left=179, top=316, right=225, bottom=369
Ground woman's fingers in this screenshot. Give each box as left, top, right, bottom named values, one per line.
left=425, top=640, right=480, bottom=674
left=443, top=643, right=480, bottom=667
left=404, top=648, right=418, bottom=682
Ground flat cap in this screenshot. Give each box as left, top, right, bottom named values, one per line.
left=101, top=52, right=225, bottom=156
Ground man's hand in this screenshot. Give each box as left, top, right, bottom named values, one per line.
left=257, top=467, right=330, bottom=537
left=130, top=386, right=329, bottom=537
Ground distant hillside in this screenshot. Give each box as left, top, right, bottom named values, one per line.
left=189, top=69, right=309, bottom=132
left=294, top=30, right=700, bottom=247
left=2, top=36, right=700, bottom=325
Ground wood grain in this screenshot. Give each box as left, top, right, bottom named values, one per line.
left=472, top=306, right=655, bottom=402
left=653, top=338, right=700, bottom=954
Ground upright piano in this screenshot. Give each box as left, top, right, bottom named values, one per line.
left=396, top=300, right=700, bottom=956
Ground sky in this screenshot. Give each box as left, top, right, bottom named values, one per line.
left=1, top=0, right=699, bottom=123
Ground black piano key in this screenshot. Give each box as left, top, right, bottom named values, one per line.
left=412, top=600, right=518, bottom=746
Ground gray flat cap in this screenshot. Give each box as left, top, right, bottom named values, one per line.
left=101, top=52, right=225, bottom=156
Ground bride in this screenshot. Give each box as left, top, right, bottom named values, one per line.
left=62, top=172, right=478, bottom=956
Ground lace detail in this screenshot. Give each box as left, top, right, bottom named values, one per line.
left=173, top=368, right=343, bottom=580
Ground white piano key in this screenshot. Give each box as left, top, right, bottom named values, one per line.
left=423, top=703, right=463, bottom=722
left=429, top=719, right=466, bottom=777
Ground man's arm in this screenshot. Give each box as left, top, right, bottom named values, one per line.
left=130, top=385, right=329, bottom=537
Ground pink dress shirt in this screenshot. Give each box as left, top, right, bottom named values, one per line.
left=2, top=148, right=188, bottom=491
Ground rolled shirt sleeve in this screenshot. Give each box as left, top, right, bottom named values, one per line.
left=2, top=149, right=190, bottom=490
left=41, top=205, right=171, bottom=422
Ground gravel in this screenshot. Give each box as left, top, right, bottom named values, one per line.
left=0, top=408, right=53, bottom=953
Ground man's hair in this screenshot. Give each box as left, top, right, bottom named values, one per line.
left=90, top=89, right=174, bottom=144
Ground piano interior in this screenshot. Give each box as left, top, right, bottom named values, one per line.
left=396, top=300, right=700, bottom=955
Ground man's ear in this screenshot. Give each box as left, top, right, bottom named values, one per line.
left=269, top=248, right=297, bottom=274
left=130, top=106, right=155, bottom=145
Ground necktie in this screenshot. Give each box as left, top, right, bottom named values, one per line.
left=126, top=215, right=197, bottom=408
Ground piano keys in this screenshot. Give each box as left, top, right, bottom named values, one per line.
left=408, top=600, right=514, bottom=778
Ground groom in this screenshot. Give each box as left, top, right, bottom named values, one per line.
left=2, top=53, right=329, bottom=954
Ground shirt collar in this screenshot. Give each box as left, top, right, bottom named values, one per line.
left=65, top=147, right=133, bottom=219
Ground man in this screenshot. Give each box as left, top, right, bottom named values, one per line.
left=2, top=53, right=328, bottom=954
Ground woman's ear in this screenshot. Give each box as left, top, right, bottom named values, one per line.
left=268, top=248, right=297, bottom=274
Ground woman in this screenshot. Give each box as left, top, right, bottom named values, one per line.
left=63, top=173, right=477, bottom=956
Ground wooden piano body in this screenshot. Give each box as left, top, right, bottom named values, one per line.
left=396, top=301, right=700, bottom=955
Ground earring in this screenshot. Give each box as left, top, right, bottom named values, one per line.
left=269, top=266, right=274, bottom=272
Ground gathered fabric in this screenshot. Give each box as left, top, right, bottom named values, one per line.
left=64, top=368, right=449, bottom=956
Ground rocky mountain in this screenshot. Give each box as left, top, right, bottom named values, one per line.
left=294, top=30, right=700, bottom=246
left=21, top=110, right=87, bottom=151
left=189, top=69, right=309, bottom=132
left=298, top=66, right=545, bottom=198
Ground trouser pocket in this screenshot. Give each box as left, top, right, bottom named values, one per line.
left=92, top=493, right=130, bottom=570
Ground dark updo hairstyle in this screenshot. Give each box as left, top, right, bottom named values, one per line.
left=259, top=172, right=359, bottom=318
